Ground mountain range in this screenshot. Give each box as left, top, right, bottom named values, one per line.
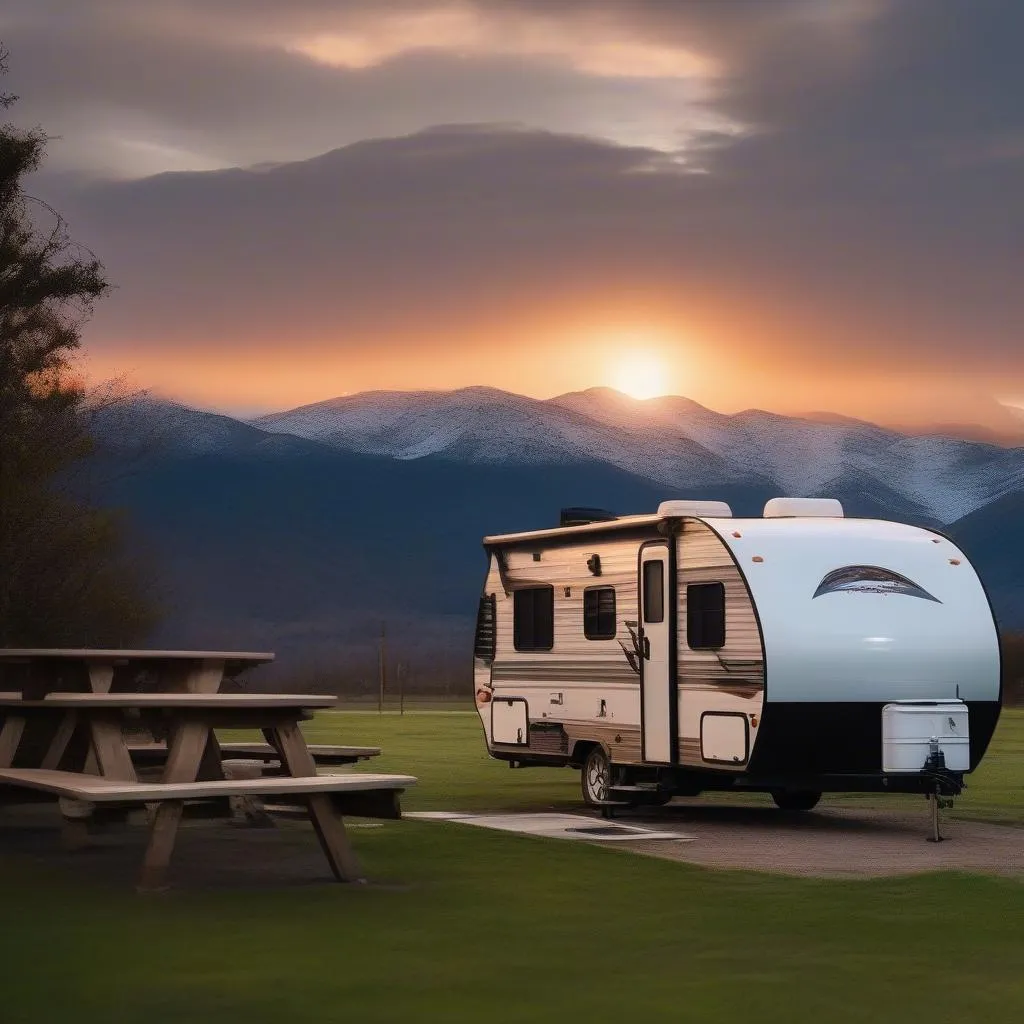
left=89, top=387, right=1024, bottom=682
left=252, top=387, right=1024, bottom=525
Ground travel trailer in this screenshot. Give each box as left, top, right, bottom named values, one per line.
left=472, top=499, right=1001, bottom=817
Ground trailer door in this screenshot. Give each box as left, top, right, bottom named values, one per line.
left=640, top=543, right=673, bottom=763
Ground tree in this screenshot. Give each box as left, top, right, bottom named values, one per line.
left=0, top=46, right=158, bottom=646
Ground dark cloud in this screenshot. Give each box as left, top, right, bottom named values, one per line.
left=2, top=0, right=1022, bottom=406
left=57, top=120, right=1023, bottom=379
left=2, top=0, right=726, bottom=175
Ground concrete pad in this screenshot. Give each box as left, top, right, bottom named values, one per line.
left=405, top=811, right=695, bottom=842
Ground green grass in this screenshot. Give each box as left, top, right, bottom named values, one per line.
left=302, top=706, right=1024, bottom=825
left=0, top=825, right=1021, bottom=1023
left=0, top=709, right=1019, bottom=1023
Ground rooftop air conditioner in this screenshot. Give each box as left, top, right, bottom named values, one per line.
left=657, top=500, right=733, bottom=518
left=763, top=497, right=844, bottom=518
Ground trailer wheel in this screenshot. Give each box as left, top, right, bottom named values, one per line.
left=581, top=746, right=611, bottom=806
left=771, top=789, right=821, bottom=812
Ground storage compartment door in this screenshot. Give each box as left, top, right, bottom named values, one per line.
left=492, top=697, right=529, bottom=745
left=700, top=712, right=750, bottom=766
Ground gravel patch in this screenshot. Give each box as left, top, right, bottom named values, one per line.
left=606, top=802, right=1024, bottom=878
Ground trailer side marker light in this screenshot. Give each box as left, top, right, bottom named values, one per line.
left=949, top=558, right=960, bottom=565
left=732, top=531, right=742, bottom=538
left=932, top=538, right=941, bottom=543
left=476, top=689, right=492, bottom=705
left=752, top=555, right=764, bottom=563
left=750, top=714, right=759, bottom=727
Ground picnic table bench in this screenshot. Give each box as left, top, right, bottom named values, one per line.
left=0, top=685, right=416, bottom=891
left=128, top=741, right=382, bottom=769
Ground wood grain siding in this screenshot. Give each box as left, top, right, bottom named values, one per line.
left=677, top=520, right=765, bottom=771
left=563, top=722, right=643, bottom=765
left=495, top=537, right=643, bottom=654
left=485, top=532, right=655, bottom=762
left=493, top=662, right=637, bottom=684
left=491, top=724, right=642, bottom=765
left=482, top=519, right=765, bottom=774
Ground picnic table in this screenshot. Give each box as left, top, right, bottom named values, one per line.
left=0, top=652, right=416, bottom=891
left=0, top=648, right=275, bottom=697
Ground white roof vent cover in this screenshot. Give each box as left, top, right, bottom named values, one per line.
left=658, top=500, right=733, bottom=519
left=763, top=497, right=844, bottom=518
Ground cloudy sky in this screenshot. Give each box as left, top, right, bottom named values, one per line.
left=4, top=0, right=1024, bottom=429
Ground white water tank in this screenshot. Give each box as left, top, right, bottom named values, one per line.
left=881, top=700, right=970, bottom=772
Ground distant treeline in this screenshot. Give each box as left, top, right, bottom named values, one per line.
left=262, top=647, right=469, bottom=699
left=1002, top=632, right=1024, bottom=707
left=266, top=632, right=1024, bottom=707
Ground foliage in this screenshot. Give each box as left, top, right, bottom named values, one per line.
left=0, top=46, right=158, bottom=645
left=1001, top=632, right=1024, bottom=706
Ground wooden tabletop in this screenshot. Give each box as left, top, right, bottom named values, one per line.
left=0, top=649, right=274, bottom=663
left=0, top=692, right=337, bottom=709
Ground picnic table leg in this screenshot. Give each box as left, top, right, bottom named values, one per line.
left=90, top=713, right=138, bottom=782
left=0, top=714, right=26, bottom=769
left=166, top=659, right=228, bottom=695
left=37, top=712, right=90, bottom=848
left=134, top=716, right=212, bottom=892
left=58, top=710, right=140, bottom=849
left=41, top=712, right=79, bottom=770
left=86, top=663, right=115, bottom=694
left=270, top=722, right=365, bottom=883
left=138, top=801, right=184, bottom=893
left=162, top=718, right=212, bottom=783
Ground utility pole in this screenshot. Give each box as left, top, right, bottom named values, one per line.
left=378, top=621, right=386, bottom=715
left=398, top=661, right=405, bottom=717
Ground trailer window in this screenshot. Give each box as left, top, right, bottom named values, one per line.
left=584, top=587, right=616, bottom=640
left=687, top=582, right=725, bottom=649
left=642, top=560, right=665, bottom=623
left=474, top=594, right=496, bottom=662
left=513, top=586, right=554, bottom=651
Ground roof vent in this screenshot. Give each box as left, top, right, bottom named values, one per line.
left=763, top=497, right=844, bottom=518
left=657, top=500, right=733, bottom=519
left=559, top=507, right=617, bottom=527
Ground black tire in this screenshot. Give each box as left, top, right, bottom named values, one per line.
left=771, top=789, right=821, bottom=812
left=581, top=745, right=612, bottom=806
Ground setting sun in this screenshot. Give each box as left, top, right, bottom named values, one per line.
left=610, top=350, right=672, bottom=400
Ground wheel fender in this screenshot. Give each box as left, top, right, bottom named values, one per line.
left=569, top=738, right=610, bottom=767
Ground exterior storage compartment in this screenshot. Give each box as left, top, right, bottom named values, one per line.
left=882, top=700, right=970, bottom=772
left=491, top=697, right=529, bottom=745
left=700, top=712, right=750, bottom=765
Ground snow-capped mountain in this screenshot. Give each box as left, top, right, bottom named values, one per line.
left=90, top=396, right=331, bottom=459
left=83, top=390, right=1024, bottom=663
left=251, top=386, right=740, bottom=484
left=252, top=386, right=1024, bottom=524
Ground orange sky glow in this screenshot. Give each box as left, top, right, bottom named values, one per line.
left=8, top=0, right=1021, bottom=437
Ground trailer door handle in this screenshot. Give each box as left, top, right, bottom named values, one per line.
left=643, top=636, right=651, bottom=659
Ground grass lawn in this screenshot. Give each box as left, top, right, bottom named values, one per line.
left=303, top=706, right=1024, bottom=825
left=1, top=824, right=1022, bottom=1023
left=0, top=710, right=1019, bottom=1023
